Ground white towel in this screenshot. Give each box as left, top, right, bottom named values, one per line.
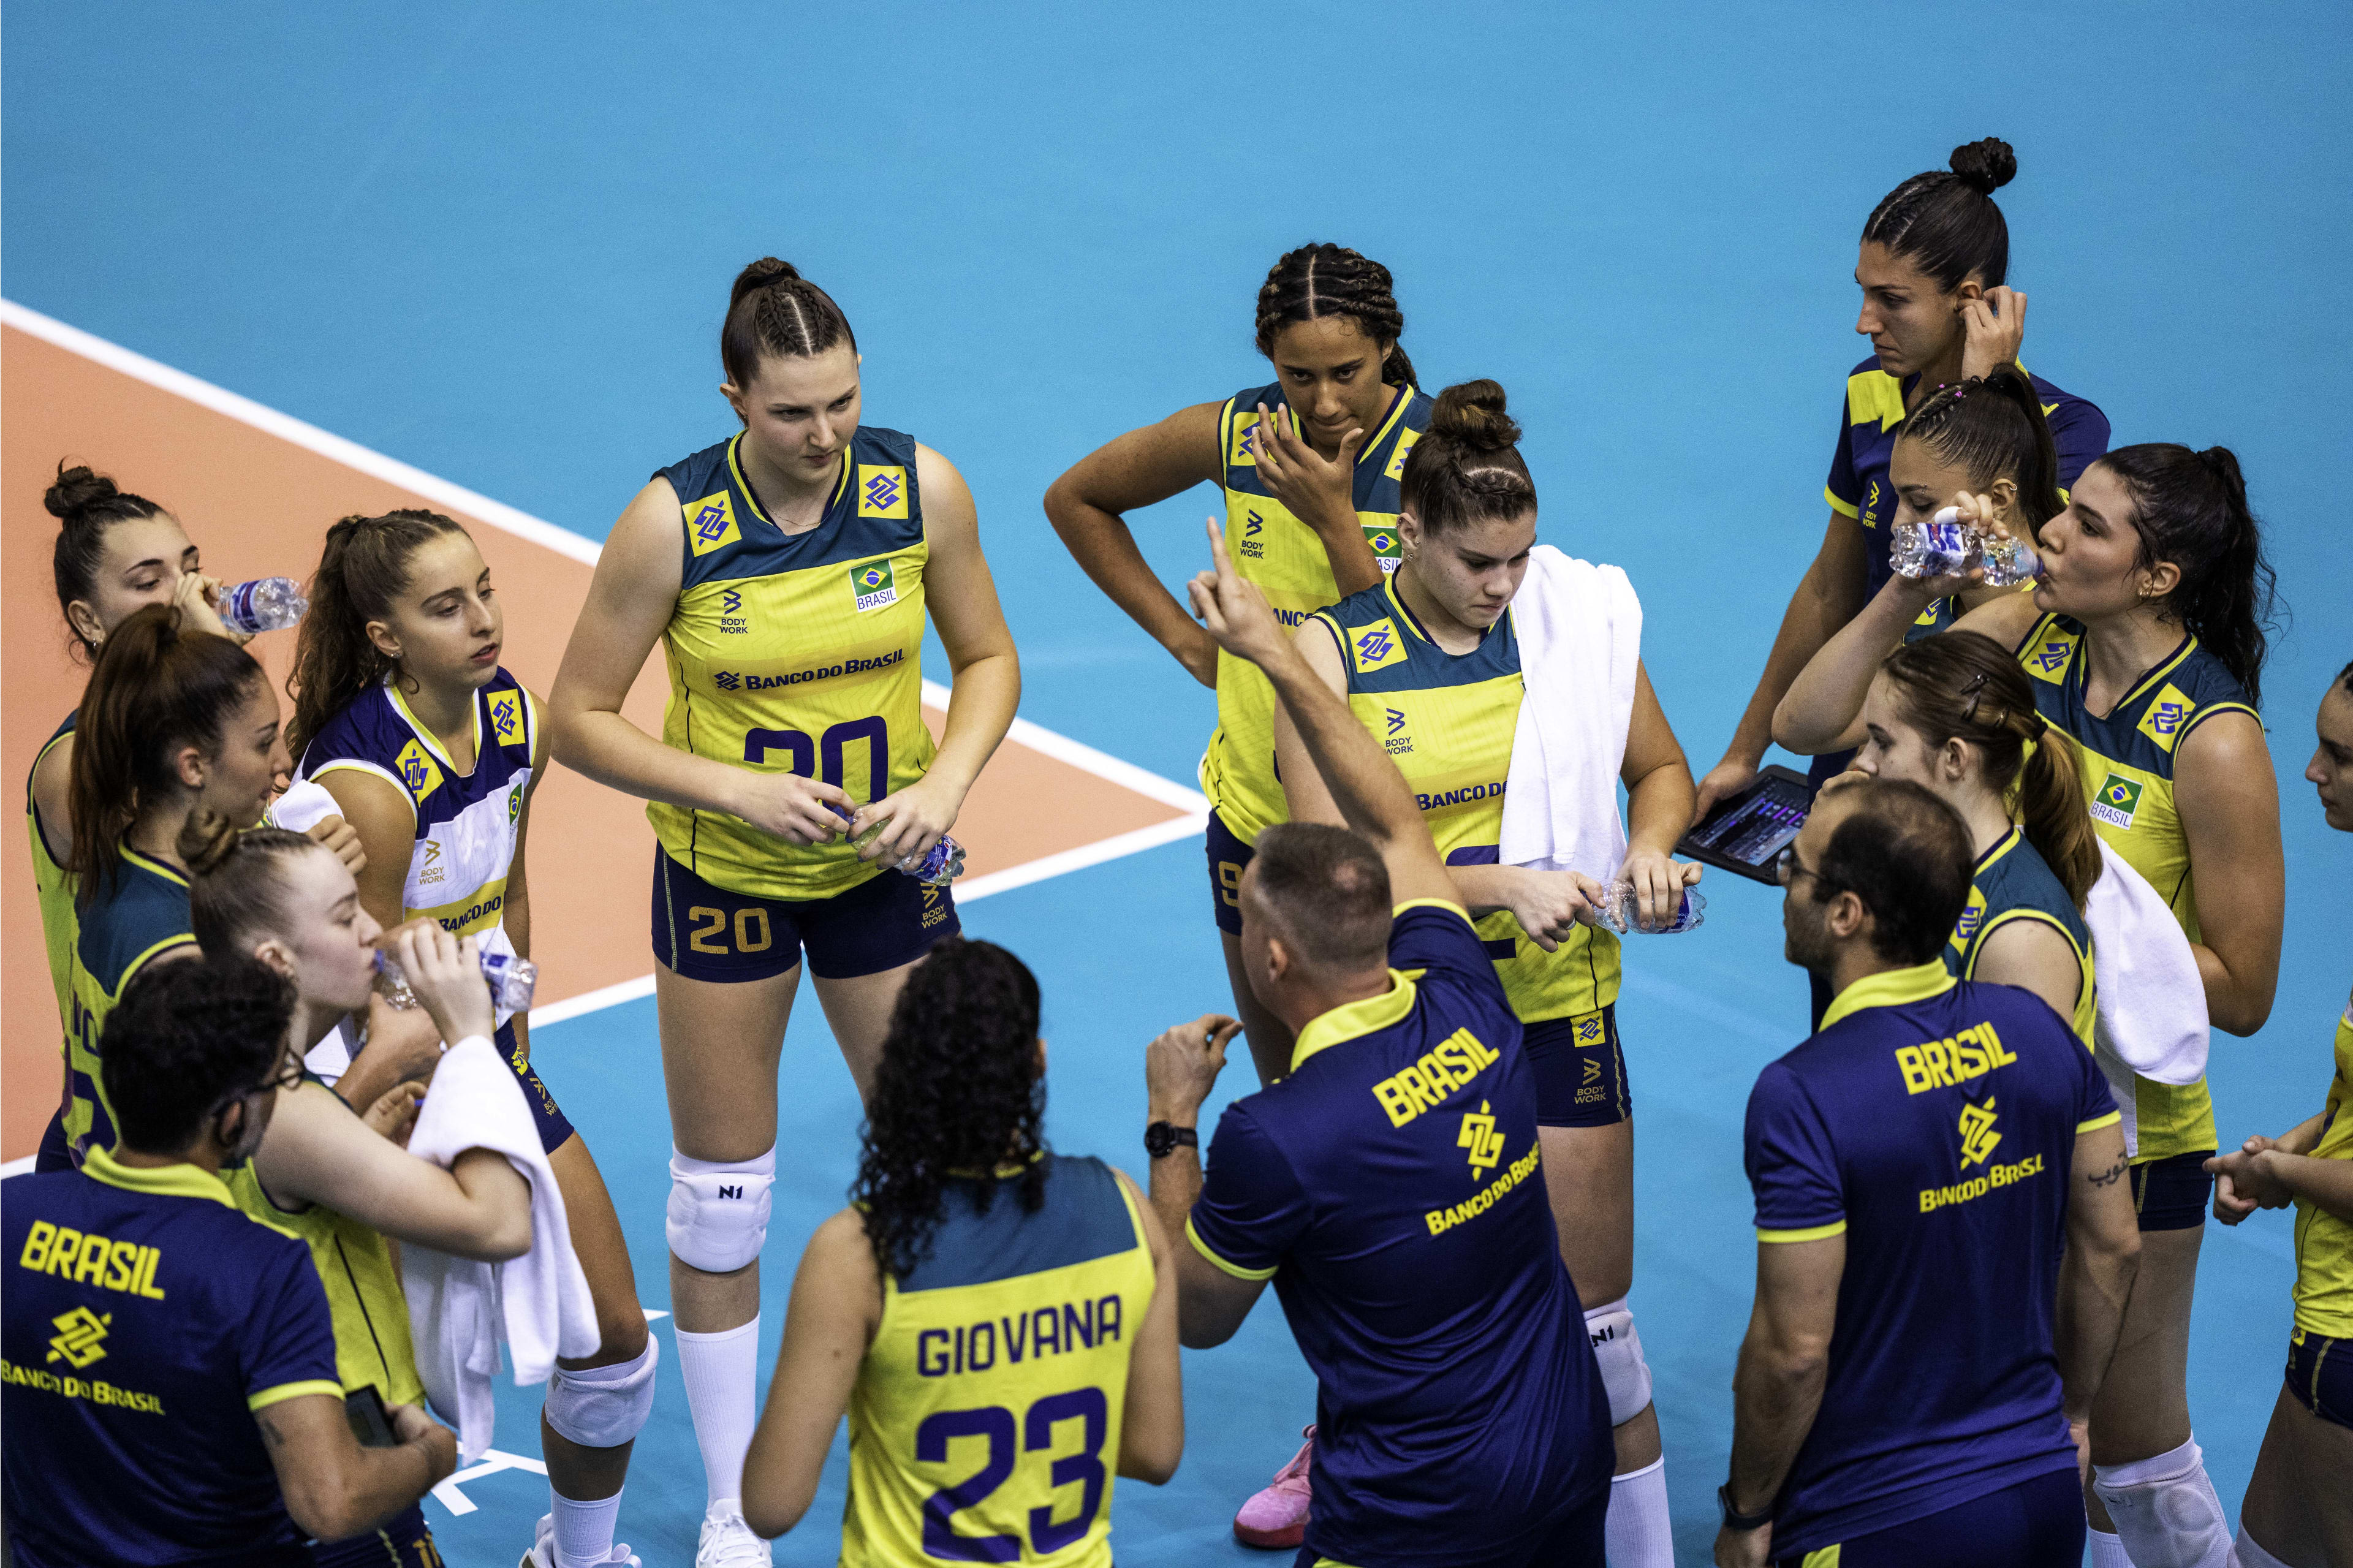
left=1497, top=545, right=1643, bottom=883
left=2084, top=842, right=2208, bottom=1154
left=399, top=1034, right=594, bottom=1462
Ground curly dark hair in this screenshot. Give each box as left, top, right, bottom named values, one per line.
left=852, top=939, right=1047, bottom=1279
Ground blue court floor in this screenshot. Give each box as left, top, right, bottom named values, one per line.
left=7, top=4, right=2351, bottom=1562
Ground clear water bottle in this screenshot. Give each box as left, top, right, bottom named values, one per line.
left=217, top=577, right=309, bottom=634
left=1977, top=526, right=2041, bottom=588
left=374, top=947, right=538, bottom=1014
left=1596, top=882, right=1705, bottom=935
left=1889, top=512, right=1974, bottom=580
left=830, top=805, right=966, bottom=887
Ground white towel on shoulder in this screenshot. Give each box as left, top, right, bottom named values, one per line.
left=2084, top=842, right=2208, bottom=1154
left=1497, top=545, right=1642, bottom=882
left=399, top=1034, right=596, bottom=1462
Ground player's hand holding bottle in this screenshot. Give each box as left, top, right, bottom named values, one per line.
left=392, top=923, right=496, bottom=1047
left=1616, top=846, right=1703, bottom=933
left=849, top=775, right=960, bottom=869
left=730, top=769, right=858, bottom=847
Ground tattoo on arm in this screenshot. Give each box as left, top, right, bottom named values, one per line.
left=2087, top=1158, right=2129, bottom=1188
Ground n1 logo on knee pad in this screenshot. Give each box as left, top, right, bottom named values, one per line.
left=666, top=1148, right=778, bottom=1274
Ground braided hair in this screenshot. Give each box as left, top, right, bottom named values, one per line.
left=1254, top=243, right=1417, bottom=388
left=1900, top=367, right=2065, bottom=532
left=1862, top=138, right=2017, bottom=292
left=721, top=258, right=857, bottom=388
left=1398, top=379, right=1536, bottom=536
left=852, top=939, right=1047, bottom=1279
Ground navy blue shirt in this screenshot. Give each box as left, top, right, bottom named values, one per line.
left=1745, top=961, right=2120, bottom=1554
left=2, top=1150, right=342, bottom=1567
left=1189, top=901, right=1611, bottom=1566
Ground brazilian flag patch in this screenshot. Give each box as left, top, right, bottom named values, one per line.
left=2089, top=772, right=2144, bottom=830
left=851, top=559, right=899, bottom=612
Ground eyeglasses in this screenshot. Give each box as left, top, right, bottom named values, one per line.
left=1774, top=846, right=1825, bottom=888
left=255, top=1056, right=307, bottom=1096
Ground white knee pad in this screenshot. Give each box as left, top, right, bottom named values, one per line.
left=1583, top=1297, right=1654, bottom=1427
left=2091, top=1436, right=2231, bottom=1568
left=544, top=1336, right=659, bottom=1449
left=666, top=1146, right=776, bottom=1274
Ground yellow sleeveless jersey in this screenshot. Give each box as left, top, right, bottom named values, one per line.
left=648, top=428, right=938, bottom=901
left=1946, top=826, right=2097, bottom=1048
left=1199, top=382, right=1433, bottom=846
left=843, top=1155, right=1157, bottom=1568
left=2017, top=614, right=2258, bottom=1160
left=64, top=847, right=195, bottom=1162
left=1310, top=578, right=1623, bottom=1022
left=227, top=1157, right=426, bottom=1406
left=2292, top=1001, right=2353, bottom=1339
left=28, top=713, right=78, bottom=1085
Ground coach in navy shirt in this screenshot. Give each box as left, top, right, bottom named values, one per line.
left=2, top=955, right=456, bottom=1568
left=1716, top=779, right=2143, bottom=1567
left=1143, top=521, right=1612, bottom=1568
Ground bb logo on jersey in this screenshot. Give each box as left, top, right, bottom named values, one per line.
left=1457, top=1101, right=1507, bottom=1177
left=2028, top=629, right=2080, bottom=683
left=1958, top=1098, right=2003, bottom=1168
left=684, top=492, right=741, bottom=557
left=2090, top=773, right=2144, bottom=830
left=490, top=692, right=521, bottom=747
left=1385, top=427, right=1420, bottom=482
left=46, top=1306, right=110, bottom=1369
left=2136, top=684, right=2195, bottom=754
left=857, top=464, right=908, bottom=520
left=851, top=560, right=900, bottom=612
left=395, top=740, right=444, bottom=805
left=1351, top=618, right=1408, bottom=677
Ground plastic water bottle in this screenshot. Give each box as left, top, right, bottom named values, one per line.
left=1977, top=526, right=2041, bottom=588
left=1596, top=883, right=1705, bottom=935
left=830, top=805, right=966, bottom=887
left=217, top=577, right=309, bottom=634
left=1889, top=513, right=1974, bottom=580
left=374, top=947, right=538, bottom=1014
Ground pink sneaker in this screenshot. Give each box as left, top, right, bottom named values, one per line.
left=1233, top=1425, right=1314, bottom=1549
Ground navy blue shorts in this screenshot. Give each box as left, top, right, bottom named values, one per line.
left=1207, top=808, right=1252, bottom=937
left=313, top=1502, right=441, bottom=1566
left=1525, top=1007, right=1631, bottom=1127
left=653, top=849, right=958, bottom=983
left=2132, top=1149, right=2215, bottom=1232
left=1298, top=1480, right=1605, bottom=1567
left=2287, top=1327, right=2353, bottom=1433
left=1773, top=1466, right=2082, bottom=1566
left=34, top=1105, right=73, bottom=1172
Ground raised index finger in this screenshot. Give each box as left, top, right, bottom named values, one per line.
left=1204, top=513, right=1236, bottom=581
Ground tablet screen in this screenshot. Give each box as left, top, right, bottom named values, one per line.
left=1686, top=777, right=1811, bottom=870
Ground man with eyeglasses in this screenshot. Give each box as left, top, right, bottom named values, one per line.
left=1715, top=778, right=2144, bottom=1568
left=2, top=954, right=457, bottom=1568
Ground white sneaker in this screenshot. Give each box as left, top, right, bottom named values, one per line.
left=696, top=1501, right=774, bottom=1567
left=522, top=1511, right=642, bottom=1568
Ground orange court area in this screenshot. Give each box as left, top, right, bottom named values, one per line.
left=2, top=314, right=1203, bottom=1161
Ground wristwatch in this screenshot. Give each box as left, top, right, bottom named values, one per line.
left=1143, top=1121, right=1199, bottom=1159
left=1717, top=1482, right=1772, bottom=1532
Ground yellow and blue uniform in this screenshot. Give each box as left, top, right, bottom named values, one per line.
left=1946, top=825, right=2096, bottom=1046
left=2284, top=999, right=2353, bottom=1433
left=298, top=668, right=573, bottom=1154
left=28, top=711, right=79, bottom=1171
left=1202, top=382, right=1433, bottom=933
left=1745, top=961, right=2117, bottom=1561
left=61, top=847, right=196, bottom=1165
left=841, top=1154, right=1156, bottom=1568
left=2015, top=614, right=2257, bottom=1213
left=646, top=430, right=958, bottom=982
left=2, top=1148, right=343, bottom=1568
left=1189, top=903, right=1612, bottom=1567
left=1310, top=578, right=1631, bottom=1124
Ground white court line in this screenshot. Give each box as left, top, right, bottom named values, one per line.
left=0, top=1155, right=34, bottom=1178
left=2, top=299, right=1213, bottom=1032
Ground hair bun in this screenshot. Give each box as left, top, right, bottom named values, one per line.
left=46, top=462, right=120, bottom=521
left=1430, top=379, right=1521, bottom=454
left=729, top=256, right=804, bottom=310
left=1949, top=137, right=2017, bottom=195
left=177, top=808, right=244, bottom=878
left=2195, top=445, right=2249, bottom=510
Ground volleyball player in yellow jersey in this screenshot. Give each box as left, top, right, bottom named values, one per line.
left=1820, top=445, right=2284, bottom=1568
left=740, top=939, right=1182, bottom=1563
left=1276, top=382, right=1697, bottom=1567
left=2207, top=663, right=2353, bottom=1568
left=1046, top=243, right=1433, bottom=1087
left=551, top=258, right=1018, bottom=1566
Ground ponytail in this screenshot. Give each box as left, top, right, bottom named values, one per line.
left=1899, top=366, right=2065, bottom=531
left=1879, top=632, right=2101, bottom=909
left=70, top=606, right=263, bottom=905
left=184, top=812, right=320, bottom=956
left=48, top=460, right=167, bottom=659
left=1398, top=379, right=1537, bottom=537
left=1254, top=243, right=1416, bottom=388
left=287, top=509, right=468, bottom=765
left=2098, top=444, right=2276, bottom=708
left=851, top=938, right=1046, bottom=1279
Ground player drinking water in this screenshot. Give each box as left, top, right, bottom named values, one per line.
left=288, top=508, right=656, bottom=1568
left=1046, top=242, right=1434, bottom=1094
left=550, top=257, right=1019, bottom=1566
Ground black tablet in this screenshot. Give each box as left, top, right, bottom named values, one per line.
left=1677, top=764, right=1819, bottom=884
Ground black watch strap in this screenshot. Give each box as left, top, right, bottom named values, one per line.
left=1717, top=1482, right=1772, bottom=1532
left=1143, top=1121, right=1199, bottom=1159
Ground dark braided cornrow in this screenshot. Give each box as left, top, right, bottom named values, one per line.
left=1254, top=243, right=1418, bottom=388
left=720, top=257, right=858, bottom=387
left=852, top=939, right=1048, bottom=1279
left=1900, top=367, right=2064, bottom=532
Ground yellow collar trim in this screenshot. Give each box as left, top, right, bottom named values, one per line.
left=945, top=1151, right=1048, bottom=1180
left=1976, top=825, right=2023, bottom=874
left=727, top=432, right=851, bottom=528
left=1291, top=969, right=1419, bottom=1072
left=81, top=1146, right=236, bottom=1208
left=387, top=680, right=478, bottom=772
left=1359, top=382, right=1415, bottom=465
left=119, top=845, right=189, bottom=887
left=1819, top=958, right=1955, bottom=1032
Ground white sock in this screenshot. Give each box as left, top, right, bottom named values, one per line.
left=1604, top=1455, right=1673, bottom=1567
left=675, top=1318, right=761, bottom=1509
left=2232, top=1526, right=2294, bottom=1568
left=2088, top=1528, right=2134, bottom=1567
left=2093, top=1436, right=2233, bottom=1568
left=551, top=1488, right=623, bottom=1568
